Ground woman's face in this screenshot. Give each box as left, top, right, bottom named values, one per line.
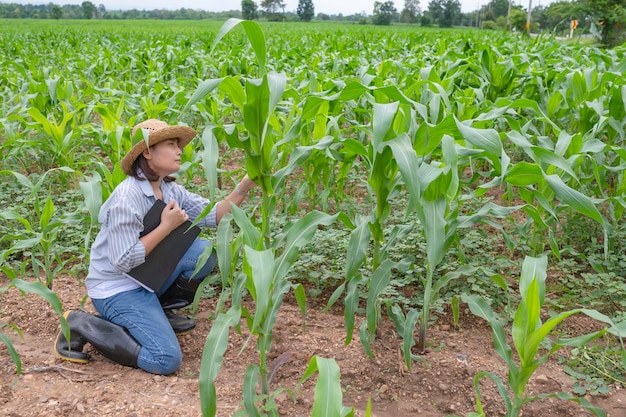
left=143, top=138, right=182, bottom=178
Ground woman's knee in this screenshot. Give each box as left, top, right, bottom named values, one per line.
left=139, top=344, right=183, bottom=375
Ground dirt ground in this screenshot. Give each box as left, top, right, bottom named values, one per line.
left=1, top=273, right=625, bottom=417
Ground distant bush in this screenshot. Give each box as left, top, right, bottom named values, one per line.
left=482, top=20, right=497, bottom=30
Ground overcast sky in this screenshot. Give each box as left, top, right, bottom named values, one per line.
left=8, top=0, right=561, bottom=14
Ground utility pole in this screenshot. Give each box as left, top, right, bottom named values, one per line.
left=526, top=0, right=533, bottom=35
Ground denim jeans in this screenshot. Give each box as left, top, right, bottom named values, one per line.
left=91, top=238, right=217, bottom=375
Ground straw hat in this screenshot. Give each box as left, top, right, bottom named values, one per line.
left=120, top=119, right=197, bottom=175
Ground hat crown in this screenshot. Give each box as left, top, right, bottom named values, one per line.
left=131, top=119, right=170, bottom=137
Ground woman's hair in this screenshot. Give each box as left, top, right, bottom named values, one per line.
left=130, top=153, right=176, bottom=183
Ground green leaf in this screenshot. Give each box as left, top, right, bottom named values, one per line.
left=183, top=77, right=224, bottom=114
left=199, top=307, right=241, bottom=417
left=310, top=357, right=343, bottom=417
left=345, top=217, right=371, bottom=280
left=543, top=174, right=605, bottom=226
left=244, top=247, right=276, bottom=332
left=462, top=294, right=514, bottom=368
left=273, top=211, right=338, bottom=282
left=79, top=172, right=103, bottom=224
left=455, top=118, right=502, bottom=157
left=201, top=127, right=219, bottom=202
left=12, top=279, right=63, bottom=314
left=211, top=18, right=266, bottom=76
left=372, top=102, right=399, bottom=153
left=403, top=309, right=419, bottom=369
left=0, top=330, right=22, bottom=375
left=386, top=133, right=422, bottom=212
left=366, top=260, right=393, bottom=335
left=506, top=162, right=543, bottom=186
left=39, top=196, right=54, bottom=230
left=294, top=283, right=307, bottom=319
left=242, top=365, right=262, bottom=417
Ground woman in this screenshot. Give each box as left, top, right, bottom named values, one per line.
left=54, top=119, right=256, bottom=375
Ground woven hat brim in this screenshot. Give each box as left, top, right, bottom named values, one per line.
left=120, top=125, right=196, bottom=175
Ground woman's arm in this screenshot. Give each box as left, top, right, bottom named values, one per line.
left=215, top=175, right=257, bottom=225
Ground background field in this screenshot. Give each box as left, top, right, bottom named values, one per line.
left=1, top=19, right=625, bottom=416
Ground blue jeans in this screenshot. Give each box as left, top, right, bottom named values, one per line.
left=92, top=238, right=217, bottom=375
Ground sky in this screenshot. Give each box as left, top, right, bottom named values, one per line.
left=9, top=0, right=562, bottom=15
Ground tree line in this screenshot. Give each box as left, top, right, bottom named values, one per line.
left=1, top=0, right=623, bottom=46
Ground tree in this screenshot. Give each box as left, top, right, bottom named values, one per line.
left=80, top=1, right=95, bottom=19
left=51, top=4, right=62, bottom=19
left=576, top=0, right=626, bottom=47
left=440, top=0, right=461, bottom=27
left=261, top=0, right=285, bottom=21
left=401, top=0, right=420, bottom=24
left=489, top=0, right=510, bottom=19
left=297, top=0, right=314, bottom=22
left=427, top=0, right=460, bottom=27
left=372, top=1, right=396, bottom=26
left=542, top=1, right=574, bottom=34
left=510, top=8, right=527, bottom=32
left=241, top=0, right=258, bottom=20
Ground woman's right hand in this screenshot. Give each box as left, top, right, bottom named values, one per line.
left=161, top=199, right=189, bottom=232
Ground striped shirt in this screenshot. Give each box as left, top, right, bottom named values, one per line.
left=85, top=175, right=217, bottom=299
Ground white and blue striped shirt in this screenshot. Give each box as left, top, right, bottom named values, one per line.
left=86, top=175, right=217, bottom=299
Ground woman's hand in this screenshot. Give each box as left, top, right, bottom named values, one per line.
left=161, top=199, right=189, bottom=232
left=215, top=174, right=258, bottom=225
left=140, top=199, right=188, bottom=255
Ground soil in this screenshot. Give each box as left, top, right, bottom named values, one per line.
left=1, top=273, right=625, bottom=417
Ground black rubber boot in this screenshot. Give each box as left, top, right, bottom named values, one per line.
left=54, top=311, right=91, bottom=364
left=158, top=277, right=201, bottom=335
left=56, top=310, right=141, bottom=368
left=159, top=277, right=202, bottom=310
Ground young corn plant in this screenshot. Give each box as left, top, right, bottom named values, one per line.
left=462, top=255, right=626, bottom=417
left=198, top=206, right=338, bottom=416
left=388, top=120, right=521, bottom=361
left=298, top=356, right=372, bottom=417
left=190, top=19, right=342, bottom=416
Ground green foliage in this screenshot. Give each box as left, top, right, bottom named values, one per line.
left=576, top=0, right=626, bottom=47
left=561, top=341, right=626, bottom=397
left=462, top=256, right=625, bottom=417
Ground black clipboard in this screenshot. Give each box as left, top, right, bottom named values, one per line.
left=127, top=200, right=201, bottom=291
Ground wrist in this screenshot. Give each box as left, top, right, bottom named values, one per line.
left=235, top=184, right=249, bottom=196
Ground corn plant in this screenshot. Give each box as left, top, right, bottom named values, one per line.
left=462, top=255, right=626, bottom=417
left=197, top=206, right=337, bottom=415
left=190, top=20, right=344, bottom=415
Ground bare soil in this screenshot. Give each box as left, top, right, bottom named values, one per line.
left=1, top=273, right=625, bottom=417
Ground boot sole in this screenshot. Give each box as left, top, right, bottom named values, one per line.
left=174, top=327, right=195, bottom=336
left=54, top=311, right=90, bottom=364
